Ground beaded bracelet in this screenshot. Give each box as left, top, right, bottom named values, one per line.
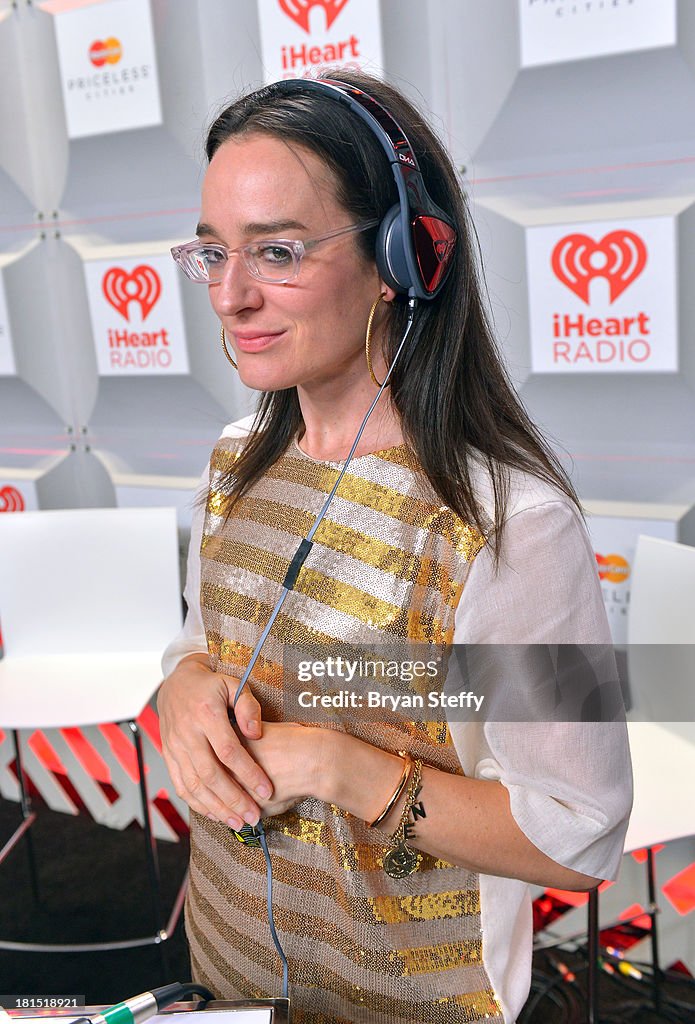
left=368, top=751, right=413, bottom=829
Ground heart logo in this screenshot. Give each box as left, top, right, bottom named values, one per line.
left=102, top=265, right=162, bottom=322
left=551, top=230, right=647, bottom=304
left=277, top=0, right=349, bottom=34
left=434, top=239, right=454, bottom=263
left=0, top=485, right=25, bottom=513
left=595, top=553, right=630, bottom=583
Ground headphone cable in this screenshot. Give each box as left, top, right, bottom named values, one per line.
left=230, top=292, right=419, bottom=1000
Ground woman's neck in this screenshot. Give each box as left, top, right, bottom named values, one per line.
left=296, top=387, right=404, bottom=462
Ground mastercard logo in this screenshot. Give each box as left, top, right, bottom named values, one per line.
left=89, top=37, right=122, bottom=67
left=596, top=553, right=630, bottom=583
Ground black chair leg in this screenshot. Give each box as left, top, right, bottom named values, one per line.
left=646, top=847, right=662, bottom=1014
left=587, top=887, right=600, bottom=1024
left=128, top=719, right=168, bottom=978
left=12, top=730, right=39, bottom=901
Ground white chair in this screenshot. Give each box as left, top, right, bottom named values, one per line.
left=580, top=536, right=695, bottom=1021
left=620, top=536, right=695, bottom=1011
left=0, top=506, right=185, bottom=955
left=626, top=534, right=695, bottom=851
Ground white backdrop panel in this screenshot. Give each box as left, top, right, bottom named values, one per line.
left=258, top=0, right=383, bottom=81
left=48, top=0, right=162, bottom=139
left=518, top=0, right=676, bottom=68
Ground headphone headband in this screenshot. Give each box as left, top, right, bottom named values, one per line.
left=270, top=78, right=456, bottom=300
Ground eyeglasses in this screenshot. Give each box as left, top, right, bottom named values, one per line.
left=171, top=219, right=379, bottom=285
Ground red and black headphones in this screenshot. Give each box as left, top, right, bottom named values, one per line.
left=271, top=78, right=457, bottom=301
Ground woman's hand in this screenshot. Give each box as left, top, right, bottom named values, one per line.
left=157, top=653, right=273, bottom=829
left=240, top=722, right=327, bottom=818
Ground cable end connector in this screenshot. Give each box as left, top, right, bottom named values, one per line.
left=232, top=822, right=265, bottom=847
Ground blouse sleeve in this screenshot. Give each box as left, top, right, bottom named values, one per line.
left=160, top=468, right=209, bottom=678
left=451, top=498, right=633, bottom=881
left=160, top=415, right=255, bottom=678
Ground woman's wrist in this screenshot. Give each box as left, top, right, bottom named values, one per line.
left=310, top=728, right=409, bottom=823
left=302, top=726, right=339, bottom=803
left=288, top=725, right=331, bottom=800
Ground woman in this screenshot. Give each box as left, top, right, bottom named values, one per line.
left=160, top=70, right=632, bottom=1024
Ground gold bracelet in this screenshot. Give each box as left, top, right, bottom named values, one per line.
left=383, top=759, right=423, bottom=879
left=368, top=752, right=413, bottom=829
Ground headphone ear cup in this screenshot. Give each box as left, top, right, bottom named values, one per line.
left=375, top=206, right=411, bottom=294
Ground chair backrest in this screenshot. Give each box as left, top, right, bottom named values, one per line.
left=626, top=535, right=695, bottom=723
left=0, top=507, right=182, bottom=657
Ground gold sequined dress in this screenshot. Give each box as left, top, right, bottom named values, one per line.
left=186, top=433, right=505, bottom=1024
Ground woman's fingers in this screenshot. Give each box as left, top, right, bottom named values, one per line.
left=162, top=745, right=246, bottom=829
left=231, top=683, right=263, bottom=739
left=157, top=657, right=272, bottom=823
left=181, top=745, right=261, bottom=827
left=162, top=706, right=262, bottom=824
left=206, top=682, right=273, bottom=803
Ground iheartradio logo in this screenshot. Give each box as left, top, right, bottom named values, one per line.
left=102, top=265, right=161, bottom=321
left=0, top=486, right=25, bottom=513
left=89, top=37, right=122, bottom=67
left=434, top=238, right=454, bottom=263
left=527, top=215, right=675, bottom=372
left=86, top=254, right=189, bottom=375
left=278, top=0, right=349, bottom=33
left=596, top=553, right=630, bottom=584
left=551, top=231, right=647, bottom=304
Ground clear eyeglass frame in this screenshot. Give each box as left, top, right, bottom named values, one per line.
left=170, top=218, right=379, bottom=285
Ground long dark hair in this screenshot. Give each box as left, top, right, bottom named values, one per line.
left=206, top=69, right=579, bottom=555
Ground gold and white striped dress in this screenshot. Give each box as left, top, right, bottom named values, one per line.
left=186, top=434, right=505, bottom=1024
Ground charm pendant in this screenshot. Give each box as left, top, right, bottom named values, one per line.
left=383, top=841, right=420, bottom=878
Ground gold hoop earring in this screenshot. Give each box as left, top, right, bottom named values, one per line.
left=365, top=294, right=389, bottom=388
left=220, top=326, right=237, bottom=369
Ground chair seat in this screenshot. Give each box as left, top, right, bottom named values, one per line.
left=625, top=721, right=695, bottom=853
left=0, top=652, right=165, bottom=729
